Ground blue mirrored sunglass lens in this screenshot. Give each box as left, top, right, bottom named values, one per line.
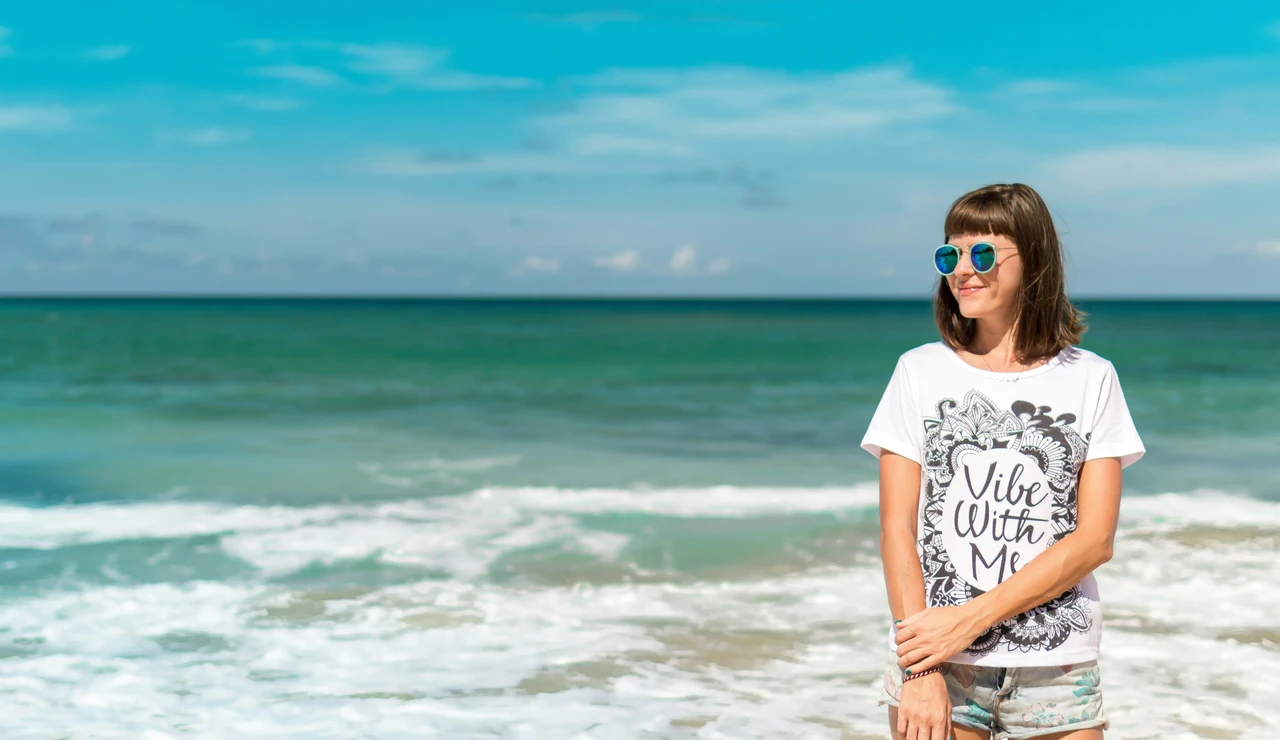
left=971, top=243, right=996, bottom=272
left=934, top=246, right=959, bottom=274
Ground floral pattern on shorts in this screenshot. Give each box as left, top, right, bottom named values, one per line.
left=879, top=655, right=1108, bottom=740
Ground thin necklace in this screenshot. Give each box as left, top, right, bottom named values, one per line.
left=974, top=351, right=1045, bottom=383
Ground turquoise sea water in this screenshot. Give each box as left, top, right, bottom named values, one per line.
left=1, top=299, right=1277, bottom=738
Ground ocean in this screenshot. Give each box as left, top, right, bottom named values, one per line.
left=0, top=298, right=1276, bottom=739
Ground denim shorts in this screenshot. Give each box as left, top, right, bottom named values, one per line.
left=879, top=653, right=1108, bottom=739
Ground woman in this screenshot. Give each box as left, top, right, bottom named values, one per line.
left=861, top=183, right=1144, bottom=740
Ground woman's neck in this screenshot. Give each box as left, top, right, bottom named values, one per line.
left=966, top=316, right=1034, bottom=370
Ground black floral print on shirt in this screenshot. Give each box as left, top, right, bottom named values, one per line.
left=920, top=390, right=1092, bottom=656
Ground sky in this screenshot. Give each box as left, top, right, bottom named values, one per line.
left=2, top=1, right=1280, bottom=296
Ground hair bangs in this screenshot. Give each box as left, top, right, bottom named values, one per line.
left=943, top=190, right=1016, bottom=241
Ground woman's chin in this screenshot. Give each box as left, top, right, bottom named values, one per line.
left=956, top=300, right=993, bottom=321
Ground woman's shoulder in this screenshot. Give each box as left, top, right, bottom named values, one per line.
left=896, top=341, right=951, bottom=367
left=1058, top=345, right=1115, bottom=373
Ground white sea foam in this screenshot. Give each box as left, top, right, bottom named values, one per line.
left=221, top=484, right=879, bottom=579
left=357, top=455, right=521, bottom=487
left=0, top=501, right=349, bottom=550
left=1120, top=489, right=1280, bottom=529
left=0, top=570, right=896, bottom=737
left=463, top=483, right=882, bottom=517
left=0, top=484, right=876, bottom=545
left=1, top=485, right=882, bottom=580
left=1105, top=490, right=1280, bottom=631
left=0, top=556, right=1276, bottom=737
left=0, top=489, right=1277, bottom=737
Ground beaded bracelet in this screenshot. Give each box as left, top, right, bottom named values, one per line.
left=902, top=666, right=941, bottom=683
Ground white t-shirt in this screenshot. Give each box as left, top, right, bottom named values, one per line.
left=861, top=341, right=1145, bottom=667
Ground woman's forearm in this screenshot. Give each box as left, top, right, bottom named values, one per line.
left=877, top=453, right=929, bottom=623
left=881, top=528, right=928, bottom=621
left=961, top=528, right=1113, bottom=633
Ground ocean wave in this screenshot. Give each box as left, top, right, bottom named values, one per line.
left=0, top=484, right=879, bottom=550
left=357, top=455, right=522, bottom=487
left=0, top=561, right=1276, bottom=737
left=3, top=488, right=1276, bottom=589
left=0, top=485, right=877, bottom=589
left=1, top=490, right=1278, bottom=736
left=458, top=483, right=882, bottom=517
left=0, top=500, right=350, bottom=551
left=4, top=486, right=1270, bottom=546
left=1120, top=489, right=1280, bottom=530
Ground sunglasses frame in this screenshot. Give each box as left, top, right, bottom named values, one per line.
left=934, top=242, right=1016, bottom=276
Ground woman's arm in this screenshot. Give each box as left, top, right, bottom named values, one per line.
left=880, top=451, right=953, bottom=740
left=894, top=456, right=1124, bottom=673
left=880, top=451, right=927, bottom=621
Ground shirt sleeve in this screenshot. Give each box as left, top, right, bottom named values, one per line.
left=860, top=357, right=924, bottom=464
left=1085, top=361, right=1145, bottom=468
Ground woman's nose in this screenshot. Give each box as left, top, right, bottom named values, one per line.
left=953, top=249, right=976, bottom=277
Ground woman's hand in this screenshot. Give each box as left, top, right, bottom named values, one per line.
left=895, top=605, right=986, bottom=674
left=896, top=671, right=952, bottom=740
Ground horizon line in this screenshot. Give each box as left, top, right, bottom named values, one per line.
left=0, top=294, right=1276, bottom=302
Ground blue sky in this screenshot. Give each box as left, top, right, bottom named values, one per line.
left=2, top=1, right=1280, bottom=296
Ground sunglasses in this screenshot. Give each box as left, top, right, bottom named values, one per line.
left=933, top=242, right=1015, bottom=275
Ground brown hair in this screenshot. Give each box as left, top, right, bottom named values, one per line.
left=934, top=183, right=1086, bottom=361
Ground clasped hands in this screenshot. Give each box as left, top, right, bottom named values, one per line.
left=894, top=605, right=987, bottom=673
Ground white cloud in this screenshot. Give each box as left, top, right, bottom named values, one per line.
left=669, top=245, right=697, bottom=273
left=241, top=41, right=531, bottom=91
left=988, top=76, right=1150, bottom=114
left=594, top=249, right=640, bottom=272
left=158, top=127, right=252, bottom=147
left=1045, top=145, right=1280, bottom=192
left=340, top=43, right=447, bottom=76
left=0, top=105, right=73, bottom=132
left=252, top=64, right=343, bottom=87
left=665, top=246, right=732, bottom=275
left=540, top=64, right=953, bottom=156
left=337, top=43, right=534, bottom=91
left=1258, top=240, right=1280, bottom=257
left=515, top=256, right=561, bottom=274
left=372, top=63, right=950, bottom=178
left=83, top=45, right=130, bottom=61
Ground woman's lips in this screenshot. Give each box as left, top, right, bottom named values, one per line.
left=958, top=285, right=986, bottom=297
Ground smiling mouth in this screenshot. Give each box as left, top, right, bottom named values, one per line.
left=958, top=285, right=986, bottom=296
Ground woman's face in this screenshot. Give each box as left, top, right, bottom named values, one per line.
left=945, top=233, right=1023, bottom=321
